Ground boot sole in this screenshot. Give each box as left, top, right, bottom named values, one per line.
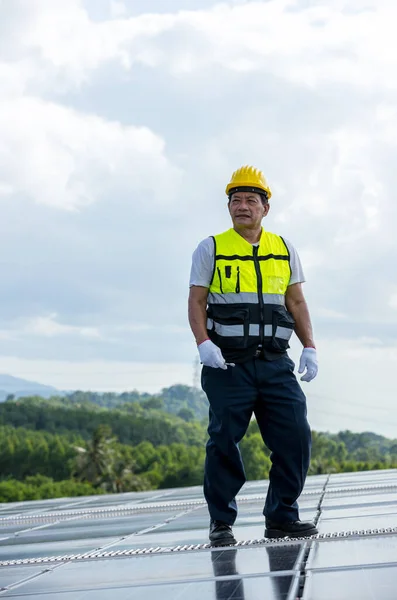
left=265, top=527, right=318, bottom=539
left=209, top=536, right=237, bottom=547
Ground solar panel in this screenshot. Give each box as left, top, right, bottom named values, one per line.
left=0, top=469, right=396, bottom=599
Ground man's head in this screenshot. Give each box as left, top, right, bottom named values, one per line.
left=225, top=165, right=271, bottom=231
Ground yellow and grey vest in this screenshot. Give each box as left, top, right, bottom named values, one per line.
left=207, top=228, right=295, bottom=361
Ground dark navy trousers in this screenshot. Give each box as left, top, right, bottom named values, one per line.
left=201, top=355, right=311, bottom=525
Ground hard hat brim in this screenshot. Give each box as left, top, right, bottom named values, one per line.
left=226, top=185, right=271, bottom=199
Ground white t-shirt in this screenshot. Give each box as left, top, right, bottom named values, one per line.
left=189, top=235, right=305, bottom=288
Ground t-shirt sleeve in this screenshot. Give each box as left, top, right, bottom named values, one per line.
left=189, top=237, right=215, bottom=288
left=283, top=238, right=306, bottom=285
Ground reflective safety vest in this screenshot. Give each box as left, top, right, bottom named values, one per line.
left=207, top=228, right=295, bottom=361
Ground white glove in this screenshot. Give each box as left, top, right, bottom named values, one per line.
left=298, top=348, right=318, bottom=382
left=198, top=339, right=232, bottom=369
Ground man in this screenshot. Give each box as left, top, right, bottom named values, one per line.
left=188, top=165, right=318, bottom=546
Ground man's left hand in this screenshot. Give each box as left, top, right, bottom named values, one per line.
left=298, top=348, right=318, bottom=382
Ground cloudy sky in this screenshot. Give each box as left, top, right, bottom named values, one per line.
left=1, top=0, right=397, bottom=436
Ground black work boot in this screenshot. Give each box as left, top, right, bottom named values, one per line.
left=209, top=519, right=237, bottom=546
left=265, top=519, right=318, bottom=539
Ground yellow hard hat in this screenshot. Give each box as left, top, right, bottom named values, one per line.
left=225, top=165, right=272, bottom=199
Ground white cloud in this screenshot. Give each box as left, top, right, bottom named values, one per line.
left=24, top=314, right=101, bottom=338
left=110, top=2, right=127, bottom=19
left=0, top=314, right=101, bottom=340
left=0, top=95, right=180, bottom=210
left=114, top=323, right=189, bottom=334
left=5, top=0, right=397, bottom=92
left=0, top=0, right=396, bottom=437
left=0, top=183, right=15, bottom=196
left=0, top=61, right=30, bottom=96
left=0, top=316, right=191, bottom=346
left=316, top=308, right=348, bottom=321
left=389, top=292, right=397, bottom=310
left=120, top=323, right=154, bottom=333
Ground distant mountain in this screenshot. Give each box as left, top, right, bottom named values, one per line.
left=0, top=374, right=59, bottom=402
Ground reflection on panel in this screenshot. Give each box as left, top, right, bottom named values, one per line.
left=318, top=513, right=397, bottom=534
left=0, top=512, right=180, bottom=548
left=0, top=566, right=45, bottom=590
left=2, top=574, right=298, bottom=600
left=0, top=545, right=302, bottom=594
left=0, top=537, right=121, bottom=561
left=322, top=491, right=397, bottom=509
left=303, top=566, right=397, bottom=600
left=319, top=503, right=397, bottom=521
left=307, top=536, right=397, bottom=570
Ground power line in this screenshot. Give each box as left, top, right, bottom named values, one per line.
left=308, top=391, right=393, bottom=413
left=308, top=404, right=397, bottom=429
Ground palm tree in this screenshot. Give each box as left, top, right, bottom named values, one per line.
left=73, top=425, right=116, bottom=487
left=101, top=457, right=150, bottom=493
left=103, top=458, right=132, bottom=493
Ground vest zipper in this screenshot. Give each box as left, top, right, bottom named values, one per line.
left=252, top=246, right=264, bottom=346
left=217, top=267, right=224, bottom=294
left=235, top=266, right=240, bottom=293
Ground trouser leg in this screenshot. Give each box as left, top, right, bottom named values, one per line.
left=254, top=355, right=311, bottom=522
left=201, top=362, right=257, bottom=525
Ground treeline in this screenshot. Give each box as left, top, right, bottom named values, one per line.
left=0, top=425, right=78, bottom=480
left=0, top=422, right=209, bottom=501
left=1, top=395, right=397, bottom=503
left=0, top=421, right=269, bottom=489
left=0, top=396, right=206, bottom=447
left=64, top=384, right=208, bottom=420
left=0, top=476, right=101, bottom=503
left=5, top=384, right=208, bottom=421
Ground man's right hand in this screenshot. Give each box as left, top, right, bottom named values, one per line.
left=198, top=339, right=229, bottom=369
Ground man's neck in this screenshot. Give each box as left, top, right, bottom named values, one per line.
left=233, top=226, right=262, bottom=245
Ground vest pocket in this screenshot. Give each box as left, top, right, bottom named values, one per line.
left=263, top=275, right=288, bottom=295
left=270, top=306, right=295, bottom=352
left=207, top=305, right=249, bottom=348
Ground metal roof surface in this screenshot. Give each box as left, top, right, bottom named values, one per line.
left=1, top=469, right=397, bottom=599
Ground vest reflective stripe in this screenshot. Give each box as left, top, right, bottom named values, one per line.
left=276, top=326, right=294, bottom=340
left=206, top=321, right=294, bottom=341
left=207, top=320, right=243, bottom=337
left=208, top=292, right=285, bottom=305
left=207, top=228, right=294, bottom=355
left=264, top=325, right=292, bottom=339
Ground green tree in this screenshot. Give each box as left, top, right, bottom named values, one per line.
left=177, top=408, right=195, bottom=422
left=141, top=397, right=164, bottom=411
left=239, top=434, right=271, bottom=480
left=72, top=425, right=116, bottom=487
left=101, top=457, right=148, bottom=493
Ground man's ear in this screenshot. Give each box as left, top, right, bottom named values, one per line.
left=263, top=202, right=270, bottom=216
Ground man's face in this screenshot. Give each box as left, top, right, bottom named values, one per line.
left=228, top=192, right=270, bottom=228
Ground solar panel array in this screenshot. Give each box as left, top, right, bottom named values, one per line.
left=1, top=469, right=397, bottom=599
